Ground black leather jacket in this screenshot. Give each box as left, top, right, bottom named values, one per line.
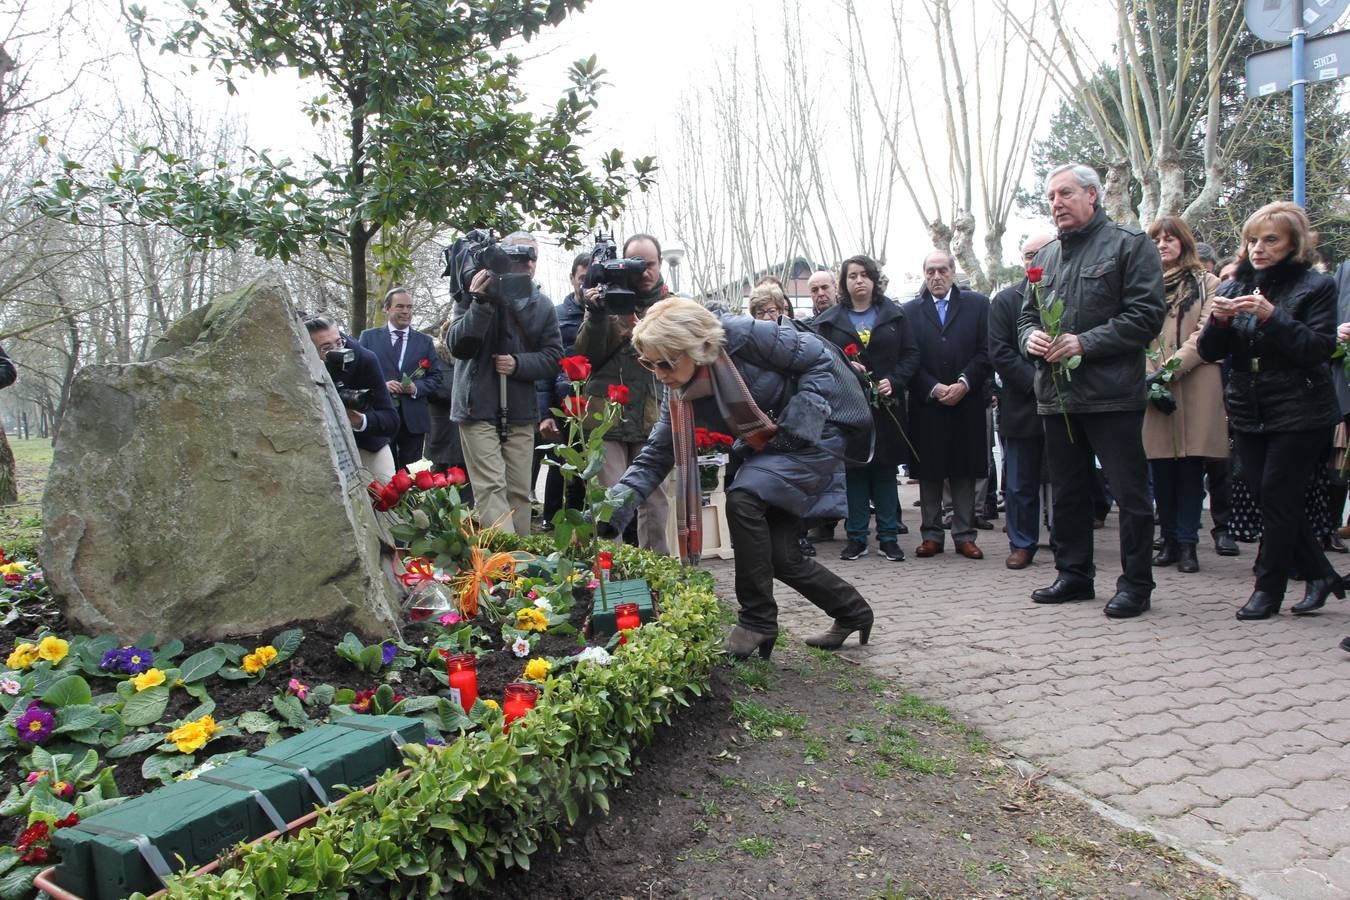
left=1018, top=208, right=1166, bottom=414
left=1196, top=257, right=1340, bottom=434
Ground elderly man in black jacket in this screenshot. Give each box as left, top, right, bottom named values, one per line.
left=990, top=233, right=1054, bottom=570
left=1019, top=163, right=1166, bottom=619
left=904, top=250, right=991, bottom=561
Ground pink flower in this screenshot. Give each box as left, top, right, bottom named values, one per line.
left=439, top=612, right=462, bottom=626
left=25, top=769, right=47, bottom=786
left=287, top=678, right=310, bottom=702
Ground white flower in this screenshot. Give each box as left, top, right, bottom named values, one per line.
left=0, top=676, right=19, bottom=695
left=511, top=637, right=531, bottom=658
left=533, top=597, right=552, bottom=613
left=576, top=646, right=612, bottom=666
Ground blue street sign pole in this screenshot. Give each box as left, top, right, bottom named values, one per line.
left=1292, top=0, right=1307, bottom=205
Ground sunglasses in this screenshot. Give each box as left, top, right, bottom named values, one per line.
left=637, top=355, right=680, bottom=373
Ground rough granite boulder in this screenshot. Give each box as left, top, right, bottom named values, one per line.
left=40, top=277, right=403, bottom=642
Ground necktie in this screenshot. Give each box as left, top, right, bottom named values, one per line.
left=392, top=329, right=404, bottom=367
left=936, top=299, right=948, bottom=325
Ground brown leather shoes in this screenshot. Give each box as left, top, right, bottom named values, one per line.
left=1005, top=548, right=1033, bottom=569
left=955, top=541, right=984, bottom=559
left=915, top=540, right=944, bottom=557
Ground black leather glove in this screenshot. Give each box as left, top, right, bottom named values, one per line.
left=1149, top=394, right=1177, bottom=415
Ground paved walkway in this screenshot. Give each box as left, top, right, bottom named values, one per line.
left=704, top=487, right=1350, bottom=899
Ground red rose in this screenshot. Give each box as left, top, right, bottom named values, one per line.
left=607, top=384, right=631, bottom=405
left=368, top=480, right=387, bottom=502
left=563, top=395, right=588, bottom=419
left=843, top=343, right=860, bottom=357
left=431, top=472, right=448, bottom=489
left=390, top=470, right=414, bottom=493
left=418, top=358, right=430, bottom=370
left=376, top=485, right=402, bottom=511
left=413, top=470, right=436, bottom=491
left=1026, top=267, right=1044, bottom=284
left=20, top=847, right=48, bottom=865
left=445, top=467, right=468, bottom=487
left=559, top=355, right=592, bottom=382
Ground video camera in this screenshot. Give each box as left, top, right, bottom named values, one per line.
left=323, top=347, right=372, bottom=412
left=441, top=228, right=535, bottom=305
left=583, top=231, right=648, bottom=316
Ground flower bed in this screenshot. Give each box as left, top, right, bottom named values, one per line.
left=0, top=538, right=719, bottom=898
left=140, top=539, right=719, bottom=898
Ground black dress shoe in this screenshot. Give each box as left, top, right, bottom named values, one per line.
left=1237, top=590, right=1283, bottom=620
left=1176, top=542, right=1199, bottom=573
left=1214, top=531, right=1239, bottom=556
left=1031, top=577, right=1095, bottom=604
left=1291, top=575, right=1346, bottom=615
left=897, top=523, right=909, bottom=535
left=1152, top=539, right=1179, bottom=567
left=1341, top=635, right=1350, bottom=653
left=974, top=516, right=995, bottom=530
left=798, top=537, right=816, bottom=557
left=1103, top=590, right=1151, bottom=618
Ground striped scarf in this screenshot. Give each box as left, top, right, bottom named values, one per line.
left=670, top=350, right=778, bottom=565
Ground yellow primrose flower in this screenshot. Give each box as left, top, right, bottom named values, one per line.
left=481, top=699, right=500, bottom=711
left=132, top=668, right=166, bottom=691
left=0, top=562, right=27, bottom=575
left=6, top=642, right=38, bottom=670
left=37, top=636, right=69, bottom=664
left=515, top=608, right=549, bottom=633
left=167, top=715, right=220, bottom=754
left=523, top=658, right=551, bottom=682
left=241, top=645, right=278, bottom=674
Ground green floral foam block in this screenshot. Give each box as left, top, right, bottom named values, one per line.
left=590, top=578, right=656, bottom=637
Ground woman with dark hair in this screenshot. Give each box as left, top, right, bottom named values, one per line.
left=1197, top=201, right=1344, bottom=619
left=602, top=298, right=876, bottom=659
left=811, top=255, right=921, bottom=562
left=1143, top=216, right=1225, bottom=573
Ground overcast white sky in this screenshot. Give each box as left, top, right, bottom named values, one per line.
left=14, top=0, right=1135, bottom=302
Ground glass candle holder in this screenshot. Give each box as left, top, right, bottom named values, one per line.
left=502, top=682, right=540, bottom=731
left=615, top=602, right=641, bottom=645
left=441, top=652, right=478, bottom=714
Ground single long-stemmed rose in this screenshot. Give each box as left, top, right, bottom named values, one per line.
left=842, top=343, right=920, bottom=461
left=1027, top=267, right=1076, bottom=443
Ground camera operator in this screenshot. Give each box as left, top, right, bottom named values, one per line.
left=448, top=231, right=563, bottom=536
left=306, top=315, right=400, bottom=482
left=574, top=233, right=672, bottom=556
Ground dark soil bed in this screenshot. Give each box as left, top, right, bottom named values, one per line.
left=484, top=640, right=1243, bottom=899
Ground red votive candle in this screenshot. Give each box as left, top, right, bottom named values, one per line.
left=595, top=550, right=613, bottom=582
left=502, top=682, right=540, bottom=731
left=442, top=652, right=478, bottom=714
left=615, top=602, right=641, bottom=645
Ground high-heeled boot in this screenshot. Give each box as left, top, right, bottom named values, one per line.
left=724, top=625, right=776, bottom=660
left=1291, top=574, right=1347, bottom=615
left=1176, top=542, right=1199, bottom=573
left=1236, top=590, right=1283, bottom=620
left=804, top=608, right=874, bottom=650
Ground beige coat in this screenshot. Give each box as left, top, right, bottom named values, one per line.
left=1143, top=270, right=1228, bottom=460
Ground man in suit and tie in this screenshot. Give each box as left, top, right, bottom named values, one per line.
left=359, top=287, right=443, bottom=470
left=903, top=249, right=991, bottom=560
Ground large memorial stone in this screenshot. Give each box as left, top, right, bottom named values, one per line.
left=41, top=277, right=402, bottom=642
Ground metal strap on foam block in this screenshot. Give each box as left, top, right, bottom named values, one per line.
left=197, top=775, right=288, bottom=834
left=252, top=754, right=331, bottom=805
left=334, top=718, right=406, bottom=748
left=74, top=823, right=173, bottom=885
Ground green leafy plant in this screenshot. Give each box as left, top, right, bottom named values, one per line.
left=334, top=634, right=413, bottom=675
left=1, top=747, right=123, bottom=822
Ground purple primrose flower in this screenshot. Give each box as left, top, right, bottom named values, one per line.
left=381, top=643, right=397, bottom=665
left=15, top=702, right=55, bottom=744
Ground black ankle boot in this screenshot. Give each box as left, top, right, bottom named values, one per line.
left=1291, top=574, right=1347, bottom=615
left=1152, top=539, right=1179, bottom=567
left=1237, top=590, right=1283, bottom=620
left=1176, top=543, right=1199, bottom=573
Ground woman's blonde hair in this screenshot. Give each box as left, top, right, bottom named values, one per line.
left=1241, top=200, right=1320, bottom=266
left=747, top=282, right=787, bottom=318
left=631, top=298, right=726, bottom=365
left=1146, top=216, right=1202, bottom=272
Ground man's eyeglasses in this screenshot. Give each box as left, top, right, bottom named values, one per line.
left=637, top=355, right=680, bottom=373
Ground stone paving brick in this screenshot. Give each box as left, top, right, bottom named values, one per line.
left=707, top=510, right=1350, bottom=895
left=1115, top=782, right=1222, bottom=819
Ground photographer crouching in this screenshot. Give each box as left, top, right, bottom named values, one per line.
left=446, top=230, right=562, bottom=536
left=574, top=233, right=673, bottom=555
left=306, top=315, right=400, bottom=481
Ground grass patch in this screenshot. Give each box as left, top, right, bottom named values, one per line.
left=735, top=836, right=775, bottom=858
left=801, top=733, right=828, bottom=763
left=733, top=700, right=806, bottom=740
left=731, top=659, right=774, bottom=691
left=832, top=677, right=856, bottom=693
left=880, top=694, right=955, bottom=724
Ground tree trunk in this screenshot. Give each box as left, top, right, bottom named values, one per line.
left=1102, top=160, right=1136, bottom=226
left=0, top=425, right=16, bottom=505
left=950, top=210, right=986, bottom=293
left=350, top=225, right=370, bottom=332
